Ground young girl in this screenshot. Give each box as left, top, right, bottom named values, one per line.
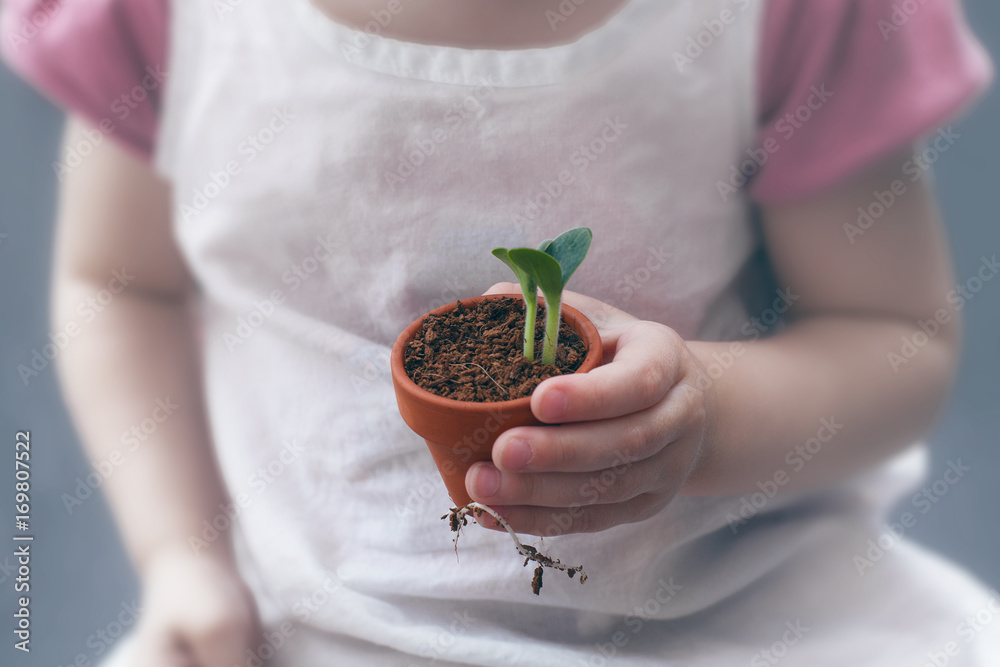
left=4, top=0, right=998, bottom=664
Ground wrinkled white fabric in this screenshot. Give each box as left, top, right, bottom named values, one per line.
left=98, top=0, right=1000, bottom=664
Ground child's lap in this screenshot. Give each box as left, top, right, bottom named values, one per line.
left=98, top=527, right=1000, bottom=666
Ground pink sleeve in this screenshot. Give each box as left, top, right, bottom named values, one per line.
left=0, top=0, right=168, bottom=162
left=752, top=0, right=993, bottom=205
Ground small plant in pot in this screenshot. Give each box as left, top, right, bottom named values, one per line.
left=390, top=227, right=602, bottom=594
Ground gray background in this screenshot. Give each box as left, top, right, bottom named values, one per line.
left=1, top=3, right=999, bottom=665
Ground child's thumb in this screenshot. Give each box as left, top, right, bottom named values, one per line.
left=558, top=289, right=639, bottom=342
left=483, top=282, right=520, bottom=296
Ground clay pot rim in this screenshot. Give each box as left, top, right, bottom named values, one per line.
left=390, top=294, right=603, bottom=413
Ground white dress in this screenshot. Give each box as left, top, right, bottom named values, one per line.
left=100, top=0, right=1000, bottom=664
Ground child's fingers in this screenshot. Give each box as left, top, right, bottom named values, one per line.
left=493, top=388, right=696, bottom=474
left=482, top=282, right=521, bottom=296
left=469, top=448, right=665, bottom=509
left=471, top=429, right=698, bottom=510
left=530, top=320, right=685, bottom=424
left=558, top=288, right=640, bottom=338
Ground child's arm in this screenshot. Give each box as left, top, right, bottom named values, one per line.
left=687, top=148, right=960, bottom=495
left=53, top=117, right=260, bottom=666
left=474, top=148, right=961, bottom=534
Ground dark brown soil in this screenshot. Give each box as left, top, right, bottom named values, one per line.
left=404, top=297, right=587, bottom=402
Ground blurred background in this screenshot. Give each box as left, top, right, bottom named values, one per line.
left=1, top=2, right=998, bottom=665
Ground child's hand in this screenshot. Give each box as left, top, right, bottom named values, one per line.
left=469, top=285, right=714, bottom=536
left=132, top=546, right=262, bottom=667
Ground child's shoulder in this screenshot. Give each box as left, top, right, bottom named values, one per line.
left=1, top=0, right=168, bottom=161
left=754, top=0, right=993, bottom=204
left=1, top=0, right=991, bottom=197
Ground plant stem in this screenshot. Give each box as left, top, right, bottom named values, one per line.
left=523, top=297, right=537, bottom=362
left=541, top=296, right=561, bottom=365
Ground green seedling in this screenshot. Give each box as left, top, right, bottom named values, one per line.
left=492, top=243, right=541, bottom=361
left=493, top=227, right=593, bottom=365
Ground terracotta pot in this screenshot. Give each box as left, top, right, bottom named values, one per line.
left=390, top=295, right=604, bottom=508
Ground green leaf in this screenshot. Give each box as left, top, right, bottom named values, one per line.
left=494, top=247, right=540, bottom=361
left=508, top=248, right=563, bottom=300
left=542, top=227, right=592, bottom=287
left=493, top=248, right=536, bottom=295
left=494, top=229, right=594, bottom=366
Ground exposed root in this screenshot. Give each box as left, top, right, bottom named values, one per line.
left=441, top=502, right=587, bottom=596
